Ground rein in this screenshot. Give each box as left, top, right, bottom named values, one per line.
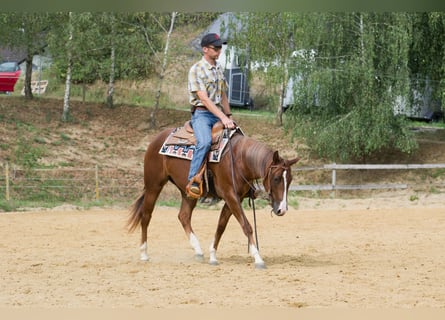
left=227, top=129, right=260, bottom=251
left=249, top=187, right=260, bottom=251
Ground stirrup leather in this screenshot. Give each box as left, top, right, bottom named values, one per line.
left=186, top=163, right=206, bottom=199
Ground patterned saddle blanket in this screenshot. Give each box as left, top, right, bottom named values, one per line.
left=159, top=121, right=240, bottom=163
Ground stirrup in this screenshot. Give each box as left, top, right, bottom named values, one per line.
left=186, top=162, right=207, bottom=199
left=186, top=180, right=202, bottom=199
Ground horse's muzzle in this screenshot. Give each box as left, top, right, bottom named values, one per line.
left=272, top=201, right=287, bottom=216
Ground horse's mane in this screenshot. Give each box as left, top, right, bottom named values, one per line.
left=233, top=134, right=273, bottom=178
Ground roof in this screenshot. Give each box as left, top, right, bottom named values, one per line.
left=0, top=47, right=27, bottom=63
left=190, top=13, right=245, bottom=51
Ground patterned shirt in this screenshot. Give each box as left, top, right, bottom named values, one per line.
left=188, top=57, right=228, bottom=109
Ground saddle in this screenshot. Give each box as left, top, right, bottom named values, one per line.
left=160, top=121, right=242, bottom=200
left=163, top=120, right=225, bottom=150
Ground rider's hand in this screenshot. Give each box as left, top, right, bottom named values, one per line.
left=223, top=115, right=235, bottom=129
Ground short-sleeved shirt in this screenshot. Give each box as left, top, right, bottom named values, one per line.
left=188, top=57, right=228, bottom=110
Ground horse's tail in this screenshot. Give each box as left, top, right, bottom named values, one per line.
left=127, top=190, right=145, bottom=233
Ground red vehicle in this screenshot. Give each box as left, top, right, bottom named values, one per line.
left=0, top=62, right=21, bottom=93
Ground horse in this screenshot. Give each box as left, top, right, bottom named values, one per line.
left=127, top=125, right=300, bottom=269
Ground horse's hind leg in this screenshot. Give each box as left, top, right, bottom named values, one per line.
left=139, top=185, right=165, bottom=261
left=177, top=195, right=203, bottom=261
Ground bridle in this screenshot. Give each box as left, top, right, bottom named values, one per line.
left=264, top=163, right=290, bottom=202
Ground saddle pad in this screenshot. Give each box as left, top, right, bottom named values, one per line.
left=159, top=127, right=237, bottom=163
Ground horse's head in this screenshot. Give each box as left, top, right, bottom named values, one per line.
left=263, top=151, right=300, bottom=216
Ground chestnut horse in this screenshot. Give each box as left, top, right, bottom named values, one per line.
left=127, top=126, right=299, bottom=268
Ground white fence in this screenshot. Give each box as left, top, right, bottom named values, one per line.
left=292, top=163, right=445, bottom=191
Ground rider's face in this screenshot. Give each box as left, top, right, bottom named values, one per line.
left=203, top=45, right=222, bottom=60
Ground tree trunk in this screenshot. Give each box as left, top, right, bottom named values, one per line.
left=82, top=83, right=86, bottom=103
left=62, top=53, right=72, bottom=122
left=149, top=11, right=177, bottom=130
left=107, top=44, right=115, bottom=108
left=277, top=78, right=286, bottom=126
left=107, top=14, right=116, bottom=109
left=24, top=54, right=34, bottom=99
left=62, top=12, right=73, bottom=122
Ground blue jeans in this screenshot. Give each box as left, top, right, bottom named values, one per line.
left=188, top=110, right=220, bottom=182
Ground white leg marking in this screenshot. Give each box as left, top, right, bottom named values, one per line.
left=278, top=170, right=288, bottom=214
left=209, top=240, right=218, bottom=265
left=140, top=241, right=149, bottom=261
left=189, top=233, right=203, bottom=256
left=249, top=244, right=265, bottom=267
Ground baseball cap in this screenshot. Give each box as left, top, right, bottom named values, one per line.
left=200, top=33, right=227, bottom=47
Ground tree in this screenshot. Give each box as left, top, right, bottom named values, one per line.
left=48, top=12, right=109, bottom=97
left=0, top=13, right=51, bottom=99
left=289, top=13, right=418, bottom=162
left=150, top=11, right=177, bottom=129
left=48, top=12, right=165, bottom=105
left=47, top=12, right=90, bottom=121
left=62, top=12, right=74, bottom=122
left=230, top=12, right=299, bottom=125
left=232, top=12, right=418, bottom=162
left=106, top=13, right=116, bottom=108
left=409, top=12, right=445, bottom=109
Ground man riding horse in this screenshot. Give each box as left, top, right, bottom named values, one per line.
left=186, top=33, right=236, bottom=198
left=127, top=34, right=300, bottom=269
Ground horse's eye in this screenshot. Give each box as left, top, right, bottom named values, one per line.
left=273, top=176, right=281, bottom=184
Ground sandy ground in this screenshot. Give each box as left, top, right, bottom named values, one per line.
left=1, top=193, right=445, bottom=310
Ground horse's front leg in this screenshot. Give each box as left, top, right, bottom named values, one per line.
left=239, top=221, right=265, bottom=269
left=211, top=202, right=266, bottom=269
left=233, top=202, right=266, bottom=269
left=209, top=204, right=231, bottom=265
left=248, top=242, right=265, bottom=269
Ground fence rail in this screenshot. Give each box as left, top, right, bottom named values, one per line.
left=292, top=163, right=445, bottom=191
left=0, top=164, right=143, bottom=202
left=1, top=162, right=445, bottom=202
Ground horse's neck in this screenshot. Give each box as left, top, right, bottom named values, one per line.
left=241, top=137, right=273, bottom=179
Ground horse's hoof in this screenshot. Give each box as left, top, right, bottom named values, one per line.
left=194, top=254, right=204, bottom=262
left=209, top=260, right=219, bottom=266
left=140, top=255, right=149, bottom=262
left=255, top=262, right=267, bottom=269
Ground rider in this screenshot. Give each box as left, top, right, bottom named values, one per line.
left=186, top=33, right=236, bottom=198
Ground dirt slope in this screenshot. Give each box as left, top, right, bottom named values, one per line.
left=0, top=97, right=296, bottom=169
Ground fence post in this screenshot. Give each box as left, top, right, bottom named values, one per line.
left=332, top=162, right=337, bottom=197
left=95, top=164, right=99, bottom=200
left=5, top=162, right=10, bottom=201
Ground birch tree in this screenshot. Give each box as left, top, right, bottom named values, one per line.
left=105, top=13, right=116, bottom=108
left=62, top=12, right=74, bottom=122
left=150, top=11, right=177, bottom=129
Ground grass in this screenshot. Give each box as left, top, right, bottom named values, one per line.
left=0, top=198, right=133, bottom=212
left=410, top=120, right=445, bottom=129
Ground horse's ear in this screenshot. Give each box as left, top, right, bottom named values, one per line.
left=273, top=151, right=300, bottom=167
left=272, top=151, right=280, bottom=164
left=287, top=157, right=300, bottom=167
